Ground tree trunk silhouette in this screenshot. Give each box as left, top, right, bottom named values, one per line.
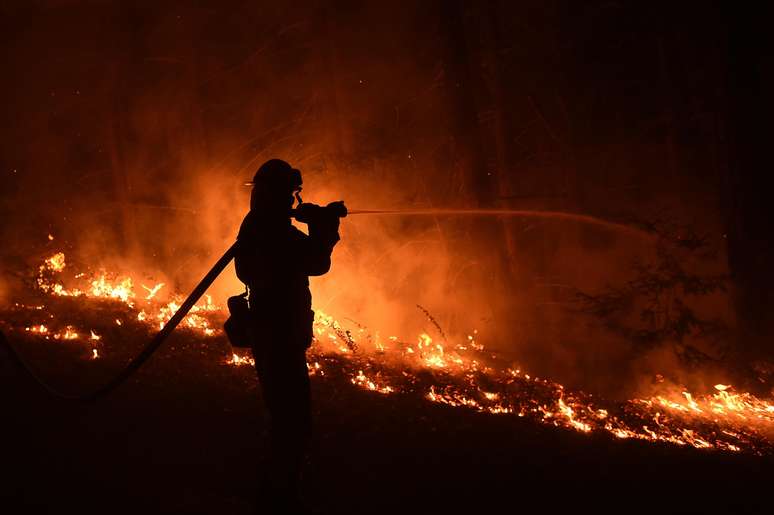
left=440, top=0, right=515, bottom=325
left=724, top=4, right=774, bottom=361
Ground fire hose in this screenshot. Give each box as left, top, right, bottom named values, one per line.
left=1, top=243, right=238, bottom=401
left=0, top=205, right=650, bottom=401
left=0, top=201, right=347, bottom=401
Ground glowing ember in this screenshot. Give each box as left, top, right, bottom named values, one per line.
left=9, top=250, right=774, bottom=455
left=306, top=309, right=773, bottom=454
left=35, top=252, right=219, bottom=337
left=227, top=353, right=255, bottom=367
left=351, top=370, right=393, bottom=394
left=307, top=361, right=323, bottom=376
left=44, top=252, right=65, bottom=272
left=141, top=283, right=165, bottom=300
left=556, top=397, right=592, bottom=432
left=52, top=326, right=79, bottom=340
left=90, top=274, right=134, bottom=303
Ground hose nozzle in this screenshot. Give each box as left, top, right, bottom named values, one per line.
left=292, top=200, right=347, bottom=223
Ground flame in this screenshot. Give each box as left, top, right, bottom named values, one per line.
left=52, top=326, right=79, bottom=340
left=227, top=353, right=255, bottom=367
left=307, top=361, right=323, bottom=376
left=308, top=310, right=773, bottom=453
left=90, top=274, right=134, bottom=303
left=11, top=250, right=774, bottom=455
left=141, top=283, right=165, bottom=300
left=351, top=370, right=394, bottom=394
left=25, top=324, right=49, bottom=334
left=35, top=252, right=218, bottom=337
left=44, top=252, right=65, bottom=272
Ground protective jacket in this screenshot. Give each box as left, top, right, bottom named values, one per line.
left=234, top=211, right=339, bottom=349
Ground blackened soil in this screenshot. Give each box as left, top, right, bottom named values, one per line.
left=1, top=330, right=771, bottom=515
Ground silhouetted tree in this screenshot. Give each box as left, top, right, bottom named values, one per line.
left=577, top=222, right=729, bottom=366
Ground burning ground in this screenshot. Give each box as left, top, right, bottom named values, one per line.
left=2, top=248, right=773, bottom=513
left=4, top=249, right=774, bottom=452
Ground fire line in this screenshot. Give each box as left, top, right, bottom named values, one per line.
left=2, top=249, right=772, bottom=454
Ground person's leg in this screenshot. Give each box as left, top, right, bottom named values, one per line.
left=255, top=345, right=311, bottom=510
left=278, top=350, right=312, bottom=495
left=251, top=345, right=277, bottom=510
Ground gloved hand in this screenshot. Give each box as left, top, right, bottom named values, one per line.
left=293, top=201, right=347, bottom=224
left=293, top=201, right=346, bottom=249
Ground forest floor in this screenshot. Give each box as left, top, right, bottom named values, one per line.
left=1, top=324, right=772, bottom=515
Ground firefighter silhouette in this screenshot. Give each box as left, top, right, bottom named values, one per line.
left=235, top=159, right=342, bottom=512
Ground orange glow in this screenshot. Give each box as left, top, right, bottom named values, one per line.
left=141, top=283, right=165, bottom=300
left=15, top=250, right=773, bottom=455
left=227, top=353, right=255, bottom=367
left=45, top=252, right=65, bottom=272
left=36, top=252, right=218, bottom=337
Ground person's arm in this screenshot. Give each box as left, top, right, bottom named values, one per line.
left=295, top=215, right=340, bottom=276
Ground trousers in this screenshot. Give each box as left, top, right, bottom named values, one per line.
left=252, top=338, right=311, bottom=503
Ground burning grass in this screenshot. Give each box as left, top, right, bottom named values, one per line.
left=2, top=250, right=773, bottom=456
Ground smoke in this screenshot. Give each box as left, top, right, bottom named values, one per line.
left=0, top=274, right=8, bottom=310
left=0, top=1, right=736, bottom=399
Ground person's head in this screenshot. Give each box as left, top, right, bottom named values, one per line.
left=247, top=159, right=302, bottom=217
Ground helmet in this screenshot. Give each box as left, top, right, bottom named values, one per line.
left=245, top=159, right=302, bottom=194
